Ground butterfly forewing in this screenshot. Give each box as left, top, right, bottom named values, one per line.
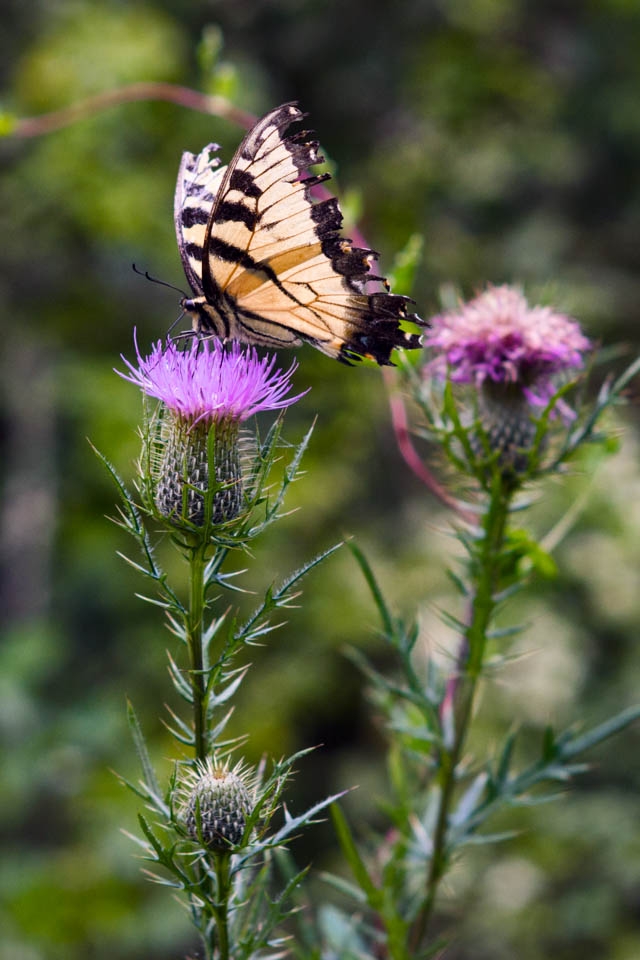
left=175, top=102, right=424, bottom=363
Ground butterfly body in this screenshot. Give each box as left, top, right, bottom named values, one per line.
left=175, top=103, right=424, bottom=364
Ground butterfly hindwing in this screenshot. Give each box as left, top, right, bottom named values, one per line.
left=175, top=103, right=424, bottom=363
left=174, top=144, right=227, bottom=296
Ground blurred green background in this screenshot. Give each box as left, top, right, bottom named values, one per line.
left=2, top=1, right=640, bottom=958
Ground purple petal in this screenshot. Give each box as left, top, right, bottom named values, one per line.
left=116, top=335, right=308, bottom=422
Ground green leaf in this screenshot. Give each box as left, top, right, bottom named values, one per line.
left=330, top=804, right=382, bottom=907
left=318, top=870, right=367, bottom=904
left=162, top=705, right=194, bottom=746
left=508, top=528, right=558, bottom=578
left=460, top=829, right=521, bottom=846
left=166, top=650, right=193, bottom=701
left=276, top=541, right=344, bottom=601
left=451, top=772, right=489, bottom=827
left=485, top=625, right=525, bottom=640
left=346, top=646, right=441, bottom=733
left=137, top=812, right=164, bottom=860
left=244, top=413, right=284, bottom=501
left=348, top=542, right=394, bottom=637
left=207, top=664, right=248, bottom=705
left=496, top=730, right=518, bottom=785
left=236, top=542, right=342, bottom=645
left=562, top=704, right=640, bottom=758
left=248, top=420, right=316, bottom=536
left=127, top=699, right=161, bottom=802
left=390, top=722, right=442, bottom=753
left=446, top=568, right=469, bottom=597
left=317, top=903, right=370, bottom=958
left=387, top=233, right=424, bottom=297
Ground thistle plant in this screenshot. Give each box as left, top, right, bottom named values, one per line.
left=98, top=336, right=344, bottom=960
left=317, top=286, right=640, bottom=959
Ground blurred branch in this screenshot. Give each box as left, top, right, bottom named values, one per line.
left=8, top=82, right=257, bottom=138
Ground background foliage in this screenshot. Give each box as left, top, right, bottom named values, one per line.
left=1, top=1, right=640, bottom=958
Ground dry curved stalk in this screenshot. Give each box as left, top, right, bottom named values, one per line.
left=9, top=82, right=257, bottom=138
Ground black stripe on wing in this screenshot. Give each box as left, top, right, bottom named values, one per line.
left=228, top=169, right=261, bottom=197
left=180, top=103, right=425, bottom=363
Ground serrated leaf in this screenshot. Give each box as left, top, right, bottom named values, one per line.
left=163, top=705, right=194, bottom=742
left=561, top=704, right=640, bottom=758
left=485, top=625, right=525, bottom=640
left=166, top=650, right=193, bottom=701
left=127, top=700, right=161, bottom=802
left=236, top=542, right=342, bottom=645
left=243, top=790, right=348, bottom=861
left=134, top=593, right=172, bottom=609
left=445, top=568, right=469, bottom=597
left=318, top=870, right=367, bottom=904
left=348, top=542, right=394, bottom=637
left=116, top=551, right=152, bottom=576
left=451, top=772, right=488, bottom=828
left=496, top=730, right=518, bottom=785
left=208, top=665, right=248, bottom=705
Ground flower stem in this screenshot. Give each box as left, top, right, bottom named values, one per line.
left=212, top=853, right=232, bottom=960
left=187, top=545, right=233, bottom=958
left=410, top=476, right=511, bottom=950
left=187, top=544, right=207, bottom=762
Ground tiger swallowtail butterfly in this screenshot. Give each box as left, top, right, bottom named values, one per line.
left=174, top=102, right=424, bottom=365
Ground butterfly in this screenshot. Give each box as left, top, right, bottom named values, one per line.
left=174, top=102, right=424, bottom=365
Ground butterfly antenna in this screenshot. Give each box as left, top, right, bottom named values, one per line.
left=132, top=263, right=187, bottom=297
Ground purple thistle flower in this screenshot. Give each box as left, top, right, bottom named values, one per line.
left=117, top=337, right=307, bottom=528
left=424, top=285, right=591, bottom=408
left=117, top=336, right=307, bottom=424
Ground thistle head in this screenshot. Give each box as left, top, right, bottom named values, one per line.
left=423, top=286, right=591, bottom=476
left=178, top=757, right=255, bottom=852
left=424, top=285, right=590, bottom=407
left=117, top=336, right=306, bottom=528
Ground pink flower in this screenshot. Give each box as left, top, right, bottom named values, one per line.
left=424, top=285, right=590, bottom=408
left=117, top=336, right=307, bottom=423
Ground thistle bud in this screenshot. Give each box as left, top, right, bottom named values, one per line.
left=182, top=758, right=253, bottom=852
left=154, top=412, right=242, bottom=525
left=476, top=379, right=539, bottom=473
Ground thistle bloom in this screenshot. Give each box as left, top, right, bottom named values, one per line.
left=117, top=337, right=306, bottom=526
left=424, top=286, right=591, bottom=472
left=118, top=336, right=306, bottom=424
left=424, top=285, right=591, bottom=408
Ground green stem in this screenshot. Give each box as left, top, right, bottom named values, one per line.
left=213, top=853, right=232, bottom=960
left=188, top=546, right=234, bottom=958
left=410, top=476, right=511, bottom=951
left=187, top=544, right=207, bottom=762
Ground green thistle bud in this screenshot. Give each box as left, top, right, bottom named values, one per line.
left=181, top=758, right=253, bottom=852
left=154, top=412, right=242, bottom=526
left=476, top=380, right=539, bottom=474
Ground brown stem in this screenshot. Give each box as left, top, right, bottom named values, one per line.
left=383, top=368, right=476, bottom=522
left=10, top=82, right=257, bottom=138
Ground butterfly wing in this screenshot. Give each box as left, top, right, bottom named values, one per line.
left=176, top=103, right=423, bottom=364
left=174, top=143, right=227, bottom=296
